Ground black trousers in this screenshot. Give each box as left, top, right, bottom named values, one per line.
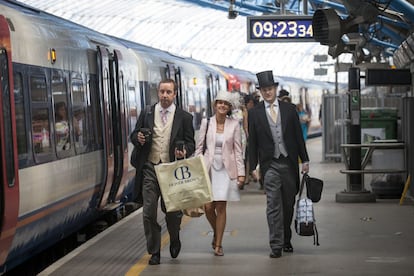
left=141, top=161, right=182, bottom=255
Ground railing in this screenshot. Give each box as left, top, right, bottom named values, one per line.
left=340, top=142, right=406, bottom=191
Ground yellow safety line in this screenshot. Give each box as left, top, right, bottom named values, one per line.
left=399, top=175, right=411, bottom=205
left=125, top=215, right=192, bottom=276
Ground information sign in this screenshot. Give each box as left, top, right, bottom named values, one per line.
left=247, top=15, right=314, bottom=42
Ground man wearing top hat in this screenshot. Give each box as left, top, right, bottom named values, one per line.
left=248, top=70, right=310, bottom=258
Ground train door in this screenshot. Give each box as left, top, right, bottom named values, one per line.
left=0, top=16, right=19, bottom=266
left=96, top=46, right=115, bottom=209
left=165, top=64, right=183, bottom=108
left=96, top=47, right=128, bottom=208
left=206, top=73, right=215, bottom=118
left=107, top=50, right=128, bottom=203
left=174, top=67, right=183, bottom=109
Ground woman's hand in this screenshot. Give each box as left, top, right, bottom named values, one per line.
left=237, top=176, right=245, bottom=189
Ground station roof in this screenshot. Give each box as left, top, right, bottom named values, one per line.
left=21, top=0, right=392, bottom=83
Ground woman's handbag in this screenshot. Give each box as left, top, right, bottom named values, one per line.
left=155, top=155, right=212, bottom=212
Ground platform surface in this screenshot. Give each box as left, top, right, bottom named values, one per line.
left=39, top=137, right=414, bottom=276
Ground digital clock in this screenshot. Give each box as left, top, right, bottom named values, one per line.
left=247, top=16, right=314, bottom=43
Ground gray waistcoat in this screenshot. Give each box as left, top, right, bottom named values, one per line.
left=266, top=110, right=288, bottom=158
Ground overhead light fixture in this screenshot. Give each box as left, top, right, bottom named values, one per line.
left=228, top=0, right=238, bottom=19
left=312, top=9, right=362, bottom=47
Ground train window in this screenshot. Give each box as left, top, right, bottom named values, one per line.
left=32, top=108, right=51, bottom=154
left=181, top=81, right=190, bottom=112
left=30, top=75, right=47, bottom=102
left=148, top=75, right=159, bottom=105
left=14, top=72, right=28, bottom=157
left=71, top=74, right=87, bottom=153
left=72, top=76, right=85, bottom=103
left=119, top=74, right=128, bottom=150
left=127, top=82, right=137, bottom=136
left=88, top=75, right=102, bottom=149
left=29, top=75, right=52, bottom=156
left=52, top=70, right=71, bottom=154
left=54, top=101, right=70, bottom=152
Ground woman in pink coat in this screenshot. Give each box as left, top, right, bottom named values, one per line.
left=195, top=91, right=245, bottom=256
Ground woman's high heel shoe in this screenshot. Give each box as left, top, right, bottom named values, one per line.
left=214, top=246, right=224, bottom=256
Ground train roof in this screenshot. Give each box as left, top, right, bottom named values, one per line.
left=19, top=0, right=351, bottom=83
left=1, top=0, right=131, bottom=69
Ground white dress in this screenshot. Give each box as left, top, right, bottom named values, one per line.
left=210, top=133, right=240, bottom=201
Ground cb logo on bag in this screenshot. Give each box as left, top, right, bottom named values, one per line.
left=174, top=166, right=191, bottom=180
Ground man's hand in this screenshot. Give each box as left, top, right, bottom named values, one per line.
left=175, top=148, right=186, bottom=159
left=137, top=132, right=146, bottom=145
left=301, top=162, right=309, bottom=174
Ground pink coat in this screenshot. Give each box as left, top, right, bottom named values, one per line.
left=195, top=116, right=245, bottom=179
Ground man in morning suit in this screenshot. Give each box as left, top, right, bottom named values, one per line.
left=248, top=70, right=310, bottom=258
left=130, top=79, right=195, bottom=265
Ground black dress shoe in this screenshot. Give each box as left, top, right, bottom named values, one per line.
left=148, top=253, right=160, bottom=265
left=283, top=243, right=294, bottom=253
left=269, top=250, right=282, bottom=258
left=170, top=240, right=181, bottom=258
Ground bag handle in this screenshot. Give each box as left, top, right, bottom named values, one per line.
left=298, top=172, right=309, bottom=198
left=202, top=117, right=210, bottom=154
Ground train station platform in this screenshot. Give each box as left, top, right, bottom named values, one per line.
left=39, top=137, right=414, bottom=276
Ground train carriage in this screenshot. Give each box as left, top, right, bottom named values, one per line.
left=0, top=2, right=226, bottom=271
left=212, top=64, right=257, bottom=94
left=0, top=1, right=145, bottom=271
left=115, top=38, right=224, bottom=130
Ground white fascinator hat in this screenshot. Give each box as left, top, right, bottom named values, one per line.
left=214, top=90, right=241, bottom=110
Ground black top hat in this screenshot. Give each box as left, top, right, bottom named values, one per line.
left=256, top=70, right=279, bottom=89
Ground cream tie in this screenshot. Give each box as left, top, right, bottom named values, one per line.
left=270, top=103, right=278, bottom=123
left=161, top=109, right=168, bottom=125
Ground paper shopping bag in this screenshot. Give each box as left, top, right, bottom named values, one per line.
left=155, top=156, right=212, bottom=212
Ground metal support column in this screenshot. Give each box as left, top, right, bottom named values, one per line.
left=403, top=97, right=414, bottom=197
left=336, top=67, right=376, bottom=202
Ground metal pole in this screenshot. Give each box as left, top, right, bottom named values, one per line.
left=336, top=67, right=376, bottom=202
left=303, top=0, right=308, bottom=15
left=348, top=67, right=362, bottom=191
left=335, top=59, right=338, bottom=94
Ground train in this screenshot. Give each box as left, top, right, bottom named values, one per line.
left=0, top=0, right=334, bottom=273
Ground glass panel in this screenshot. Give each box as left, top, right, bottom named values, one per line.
left=119, top=74, right=128, bottom=149
left=72, top=74, right=87, bottom=153
left=73, top=106, right=86, bottom=152
left=30, top=75, right=47, bottom=102
left=72, top=74, right=85, bottom=104
left=52, top=70, right=70, bottom=152
left=88, top=75, right=103, bottom=149
left=32, top=108, right=51, bottom=154
left=14, top=72, right=27, bottom=156
left=128, top=82, right=137, bottom=134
